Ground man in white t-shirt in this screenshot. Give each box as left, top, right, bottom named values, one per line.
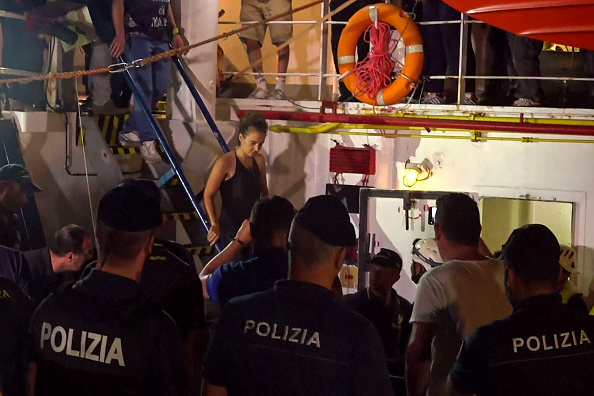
left=406, top=193, right=512, bottom=396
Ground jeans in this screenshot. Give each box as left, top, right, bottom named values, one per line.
left=122, top=33, right=171, bottom=142
left=0, top=18, right=46, bottom=107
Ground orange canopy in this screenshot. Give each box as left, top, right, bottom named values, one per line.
left=444, top=0, right=594, bottom=50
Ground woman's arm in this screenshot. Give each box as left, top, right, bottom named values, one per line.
left=204, top=156, right=230, bottom=245
left=256, top=154, right=269, bottom=197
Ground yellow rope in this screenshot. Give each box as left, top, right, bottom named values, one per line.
left=0, top=0, right=326, bottom=85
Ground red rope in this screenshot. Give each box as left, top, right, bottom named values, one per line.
left=354, top=22, right=396, bottom=99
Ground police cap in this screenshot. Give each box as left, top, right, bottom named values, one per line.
left=294, top=195, right=356, bottom=247
left=369, top=248, right=403, bottom=271
left=0, top=163, right=41, bottom=193
left=502, top=224, right=560, bottom=282
left=97, top=184, right=163, bottom=232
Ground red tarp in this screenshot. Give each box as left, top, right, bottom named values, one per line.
left=443, top=0, right=594, bottom=50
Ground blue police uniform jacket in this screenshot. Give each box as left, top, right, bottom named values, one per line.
left=204, top=280, right=394, bottom=396
left=0, top=276, right=33, bottom=396
left=30, top=269, right=187, bottom=396
left=0, top=245, right=31, bottom=298
left=450, top=293, right=594, bottom=396
left=206, top=247, right=288, bottom=306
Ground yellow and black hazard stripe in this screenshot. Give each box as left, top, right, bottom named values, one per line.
left=77, top=115, right=130, bottom=146
left=184, top=245, right=214, bottom=256
left=109, top=146, right=140, bottom=155
left=162, top=212, right=200, bottom=222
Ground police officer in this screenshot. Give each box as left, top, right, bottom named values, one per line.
left=25, top=225, right=94, bottom=306
left=203, top=195, right=393, bottom=396
left=30, top=184, right=187, bottom=396
left=344, top=248, right=412, bottom=394
left=84, top=179, right=205, bottom=393
left=448, top=224, right=594, bottom=396
left=200, top=195, right=295, bottom=306
left=0, top=276, right=33, bottom=396
left=0, top=164, right=42, bottom=251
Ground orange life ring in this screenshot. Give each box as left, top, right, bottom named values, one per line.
left=337, top=4, right=424, bottom=106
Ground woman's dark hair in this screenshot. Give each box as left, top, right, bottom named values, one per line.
left=238, top=111, right=268, bottom=137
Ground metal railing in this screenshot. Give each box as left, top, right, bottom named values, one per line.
left=120, top=55, right=228, bottom=252
left=218, top=5, right=594, bottom=104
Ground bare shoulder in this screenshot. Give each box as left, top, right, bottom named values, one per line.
left=216, top=151, right=236, bottom=168
left=254, top=153, right=266, bottom=167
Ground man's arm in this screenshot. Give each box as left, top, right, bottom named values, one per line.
left=110, top=0, right=126, bottom=57
left=199, top=220, right=251, bottom=300
left=406, top=321, right=435, bottom=396
left=167, top=4, right=185, bottom=51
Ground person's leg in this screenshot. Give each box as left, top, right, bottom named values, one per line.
left=239, top=0, right=269, bottom=98
left=90, top=42, right=120, bottom=113
left=585, top=50, right=594, bottom=98
left=438, top=1, right=475, bottom=101
left=150, top=41, right=172, bottom=110
left=481, top=26, right=509, bottom=104
left=419, top=0, right=446, bottom=101
left=268, top=0, right=293, bottom=98
left=329, top=0, right=356, bottom=99
left=121, top=34, right=154, bottom=143
left=1, top=18, right=46, bottom=109
left=507, top=32, right=543, bottom=105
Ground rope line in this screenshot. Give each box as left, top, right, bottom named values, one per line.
left=0, top=0, right=326, bottom=85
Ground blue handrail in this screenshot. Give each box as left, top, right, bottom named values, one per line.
left=120, top=57, right=224, bottom=253
left=171, top=54, right=230, bottom=154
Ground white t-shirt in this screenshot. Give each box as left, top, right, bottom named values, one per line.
left=410, top=258, right=513, bottom=396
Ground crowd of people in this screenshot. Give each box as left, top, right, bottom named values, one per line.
left=2, top=0, right=593, bottom=116
left=0, top=111, right=593, bottom=395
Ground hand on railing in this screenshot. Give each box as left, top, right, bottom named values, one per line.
left=208, top=223, right=221, bottom=246
left=172, top=34, right=189, bottom=55
left=110, top=34, right=126, bottom=58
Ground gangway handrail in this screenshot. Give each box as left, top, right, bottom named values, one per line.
left=171, top=52, right=230, bottom=154
left=119, top=57, right=224, bottom=253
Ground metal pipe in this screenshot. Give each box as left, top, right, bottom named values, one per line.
left=271, top=126, right=594, bottom=143
left=172, top=54, right=230, bottom=153
left=245, top=110, right=594, bottom=136
left=122, top=61, right=223, bottom=252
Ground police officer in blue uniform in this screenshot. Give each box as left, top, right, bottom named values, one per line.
left=0, top=276, right=33, bottom=396
left=448, top=224, right=594, bottom=396
left=30, top=184, right=187, bottom=396
left=203, top=195, right=393, bottom=396
left=343, top=248, right=412, bottom=394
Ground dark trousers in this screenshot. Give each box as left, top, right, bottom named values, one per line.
left=484, top=27, right=543, bottom=102
left=329, top=0, right=375, bottom=98
left=507, top=33, right=543, bottom=101
left=1, top=18, right=46, bottom=107
left=420, top=0, right=475, bottom=97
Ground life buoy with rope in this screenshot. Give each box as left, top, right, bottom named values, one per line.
left=337, top=4, right=423, bottom=106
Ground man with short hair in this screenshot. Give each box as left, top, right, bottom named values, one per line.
left=0, top=164, right=41, bottom=251
left=30, top=184, right=187, bottom=396
left=406, top=193, right=512, bottom=396
left=448, top=224, right=594, bottom=396
left=200, top=195, right=295, bottom=306
left=25, top=224, right=93, bottom=306
left=343, top=248, right=413, bottom=394
left=202, top=195, right=393, bottom=396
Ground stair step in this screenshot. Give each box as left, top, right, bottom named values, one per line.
left=109, top=145, right=140, bottom=155
left=184, top=244, right=214, bottom=256
left=162, top=212, right=200, bottom=222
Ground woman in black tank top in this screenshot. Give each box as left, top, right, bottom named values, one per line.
left=204, top=112, right=269, bottom=246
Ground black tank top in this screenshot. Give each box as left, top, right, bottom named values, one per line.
left=220, top=152, right=262, bottom=233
